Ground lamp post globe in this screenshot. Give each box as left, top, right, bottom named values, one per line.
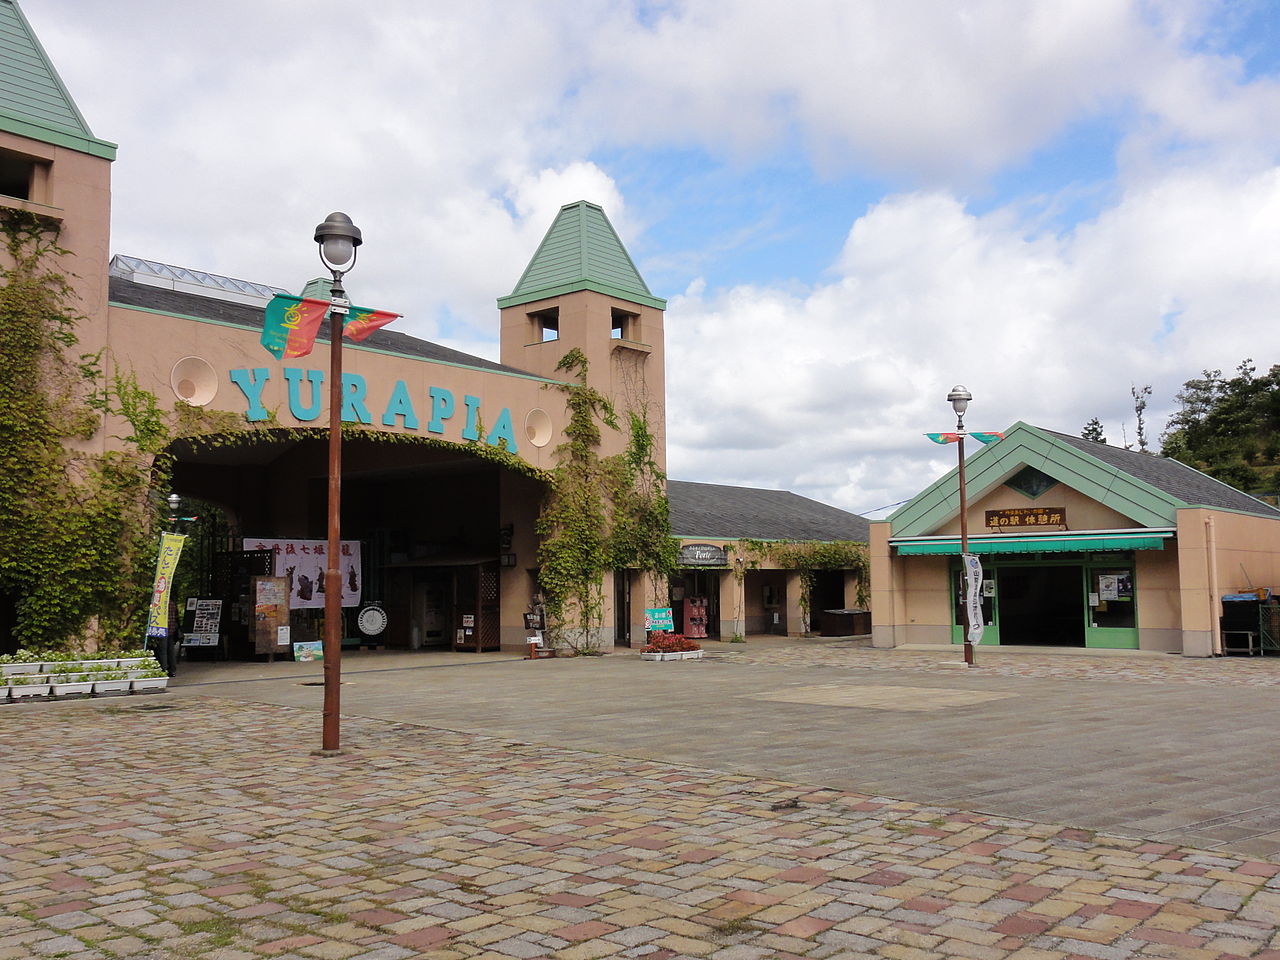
left=947, top=385, right=972, bottom=426
left=314, top=212, right=362, bottom=275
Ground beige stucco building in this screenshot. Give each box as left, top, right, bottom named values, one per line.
left=872, top=422, right=1280, bottom=656
left=0, top=0, right=868, bottom=655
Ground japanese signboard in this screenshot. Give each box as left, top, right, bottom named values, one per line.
left=985, top=507, right=1066, bottom=529
left=645, top=607, right=674, bottom=631
left=242, top=538, right=362, bottom=609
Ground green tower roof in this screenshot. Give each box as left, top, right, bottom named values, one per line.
left=498, top=201, right=665, bottom=310
left=0, top=0, right=115, bottom=159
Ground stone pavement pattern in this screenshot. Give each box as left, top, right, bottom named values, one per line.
left=708, top=639, right=1280, bottom=688
left=4, top=697, right=1280, bottom=959
left=177, top=642, right=1280, bottom=859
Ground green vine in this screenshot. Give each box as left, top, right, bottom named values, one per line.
left=536, top=349, right=676, bottom=653
left=729, top=538, right=869, bottom=634
left=0, top=209, right=159, bottom=651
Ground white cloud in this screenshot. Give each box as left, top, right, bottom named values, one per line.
left=667, top=163, right=1280, bottom=512
left=23, top=0, right=1280, bottom=514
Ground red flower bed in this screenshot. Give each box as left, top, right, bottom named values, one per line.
left=642, top=632, right=701, bottom=653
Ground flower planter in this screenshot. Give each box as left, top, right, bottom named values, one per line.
left=9, top=682, right=51, bottom=698
left=679, top=650, right=704, bottom=660
left=93, top=679, right=133, bottom=694
left=52, top=675, right=96, bottom=697
left=131, top=676, right=169, bottom=692
left=1, top=663, right=33, bottom=677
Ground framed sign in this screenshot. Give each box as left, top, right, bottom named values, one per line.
left=985, top=507, right=1066, bottom=529
left=678, top=543, right=728, bottom=566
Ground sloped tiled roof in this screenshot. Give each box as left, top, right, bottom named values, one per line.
left=0, top=0, right=115, bottom=158
left=108, top=276, right=539, bottom=378
left=1049, top=428, right=1280, bottom=517
left=668, top=480, right=870, bottom=542
left=497, top=201, right=665, bottom=310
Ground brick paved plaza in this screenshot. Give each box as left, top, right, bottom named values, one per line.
left=4, top=640, right=1280, bottom=959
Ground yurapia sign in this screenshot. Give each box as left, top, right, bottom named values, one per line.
left=227, top=367, right=521, bottom=453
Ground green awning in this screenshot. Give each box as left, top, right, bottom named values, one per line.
left=891, top=532, right=1173, bottom=555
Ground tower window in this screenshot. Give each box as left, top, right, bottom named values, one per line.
left=0, top=149, right=44, bottom=202
left=611, top=307, right=638, bottom=341
left=529, top=307, right=558, bottom=342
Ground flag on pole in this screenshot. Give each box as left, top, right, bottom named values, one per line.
left=261, top=296, right=401, bottom=359
left=925, top=431, right=1004, bottom=445
left=145, top=532, right=186, bottom=639
left=343, top=306, right=399, bottom=342
left=261, top=296, right=330, bottom=360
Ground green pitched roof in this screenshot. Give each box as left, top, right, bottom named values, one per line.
left=0, top=0, right=115, bottom=159
left=890, top=421, right=1280, bottom=537
left=498, top=201, right=665, bottom=310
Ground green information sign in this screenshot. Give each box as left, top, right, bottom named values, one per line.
left=645, top=607, right=674, bottom=631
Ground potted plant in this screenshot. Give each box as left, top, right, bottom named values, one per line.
left=51, top=672, right=96, bottom=697
left=92, top=669, right=132, bottom=694
left=131, top=665, right=169, bottom=693
left=9, top=674, right=52, bottom=698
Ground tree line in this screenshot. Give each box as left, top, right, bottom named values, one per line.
left=1082, top=360, right=1280, bottom=497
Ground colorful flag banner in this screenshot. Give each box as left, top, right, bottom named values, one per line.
left=261, top=295, right=401, bottom=360
left=343, top=306, right=400, bottom=342
left=261, top=295, right=330, bottom=360
left=145, top=532, right=187, bottom=639
left=925, top=431, right=1004, bottom=445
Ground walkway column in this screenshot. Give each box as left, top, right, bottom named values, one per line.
left=785, top=571, right=806, bottom=637
left=719, top=569, right=745, bottom=640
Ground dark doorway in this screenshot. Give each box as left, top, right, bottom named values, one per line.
left=996, top=565, right=1084, bottom=646
left=614, top=571, right=632, bottom=647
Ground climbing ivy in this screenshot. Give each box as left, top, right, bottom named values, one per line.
left=0, top=209, right=158, bottom=651
left=729, top=538, right=869, bottom=634
left=536, top=350, right=676, bottom=653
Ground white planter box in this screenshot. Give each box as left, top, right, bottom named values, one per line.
left=52, top=680, right=95, bottom=697
left=93, top=679, right=132, bottom=694
left=131, top=677, right=169, bottom=692
left=679, top=650, right=705, bottom=660
left=1, top=664, right=33, bottom=677
left=9, top=682, right=51, bottom=698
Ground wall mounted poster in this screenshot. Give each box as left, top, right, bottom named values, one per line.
left=243, top=538, right=362, bottom=609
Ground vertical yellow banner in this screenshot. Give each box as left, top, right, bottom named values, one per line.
left=145, top=532, right=187, bottom=639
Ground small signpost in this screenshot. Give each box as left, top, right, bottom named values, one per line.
left=645, top=607, right=674, bottom=632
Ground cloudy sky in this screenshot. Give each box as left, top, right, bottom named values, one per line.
left=29, top=0, right=1280, bottom=516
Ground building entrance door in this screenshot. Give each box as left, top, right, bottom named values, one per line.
left=614, top=570, right=632, bottom=648
left=996, top=565, right=1084, bottom=646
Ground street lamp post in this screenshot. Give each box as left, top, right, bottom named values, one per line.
left=948, top=385, right=976, bottom=667
left=314, top=212, right=362, bottom=754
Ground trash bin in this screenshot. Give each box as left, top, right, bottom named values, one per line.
left=820, top=609, right=871, bottom=636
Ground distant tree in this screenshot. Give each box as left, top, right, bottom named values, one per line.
left=1081, top=418, right=1106, bottom=443
left=1131, top=384, right=1152, bottom=453
left=1160, top=359, right=1280, bottom=493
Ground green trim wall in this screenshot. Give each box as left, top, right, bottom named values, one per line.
left=948, top=553, right=1140, bottom=649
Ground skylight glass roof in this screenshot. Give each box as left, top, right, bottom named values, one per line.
left=110, top=255, right=290, bottom=303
